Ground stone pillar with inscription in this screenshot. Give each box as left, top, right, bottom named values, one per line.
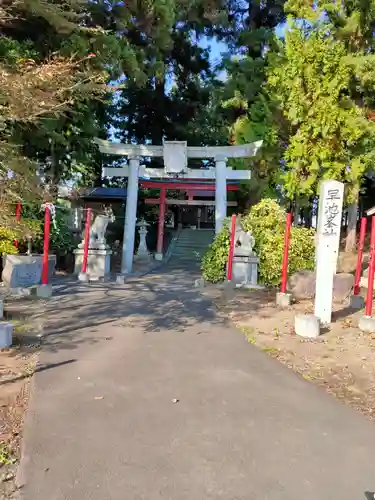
left=314, top=180, right=344, bottom=325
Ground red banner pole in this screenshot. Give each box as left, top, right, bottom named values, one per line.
left=227, top=214, right=236, bottom=281
left=365, top=216, right=375, bottom=317
left=81, top=208, right=91, bottom=274
left=280, top=212, right=293, bottom=294
left=14, top=201, right=22, bottom=248
left=41, top=205, right=51, bottom=285
left=353, top=217, right=367, bottom=296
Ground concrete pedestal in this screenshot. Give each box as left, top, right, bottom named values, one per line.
left=232, top=255, right=259, bottom=287
left=276, top=292, right=292, bottom=308
left=78, top=272, right=89, bottom=283
left=36, top=284, right=52, bottom=299
left=74, top=248, right=112, bottom=279
left=295, top=314, right=320, bottom=338
left=116, top=274, right=126, bottom=285
left=0, top=322, right=13, bottom=349
left=350, top=294, right=365, bottom=310
left=358, top=316, right=375, bottom=333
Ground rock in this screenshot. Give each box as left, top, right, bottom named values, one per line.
left=332, top=273, right=354, bottom=301
left=288, top=270, right=354, bottom=301
left=287, top=270, right=316, bottom=299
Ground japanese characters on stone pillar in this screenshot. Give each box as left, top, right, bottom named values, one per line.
left=314, top=180, right=344, bottom=324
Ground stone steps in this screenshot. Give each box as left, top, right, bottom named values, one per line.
left=171, top=229, right=214, bottom=263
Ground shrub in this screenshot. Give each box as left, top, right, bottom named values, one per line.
left=0, top=227, right=19, bottom=255
left=201, top=199, right=315, bottom=286
left=201, top=225, right=230, bottom=283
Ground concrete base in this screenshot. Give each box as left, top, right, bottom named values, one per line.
left=349, top=294, right=365, bottom=309
left=295, top=314, right=320, bottom=339
left=224, top=280, right=235, bottom=290
left=194, top=278, right=205, bottom=289
left=358, top=315, right=375, bottom=333
left=276, top=292, right=292, bottom=307
left=154, top=253, right=163, bottom=261
left=36, top=284, right=52, bottom=299
left=116, top=274, right=126, bottom=285
left=78, top=272, right=89, bottom=283
left=0, top=322, right=13, bottom=348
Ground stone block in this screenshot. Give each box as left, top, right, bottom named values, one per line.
left=276, top=292, right=292, bottom=308
left=36, top=284, right=52, bottom=299
left=358, top=316, right=375, bottom=333
left=2, top=254, right=56, bottom=289
left=0, top=323, right=13, bottom=349
left=349, top=294, right=365, bottom=310
left=74, top=248, right=112, bottom=278
left=294, top=314, right=320, bottom=339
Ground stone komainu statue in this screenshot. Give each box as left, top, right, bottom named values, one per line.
left=232, top=219, right=255, bottom=256
left=87, top=207, right=115, bottom=248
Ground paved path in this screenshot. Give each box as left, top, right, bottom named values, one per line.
left=18, top=266, right=375, bottom=500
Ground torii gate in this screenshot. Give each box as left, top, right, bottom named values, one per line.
left=96, top=139, right=262, bottom=274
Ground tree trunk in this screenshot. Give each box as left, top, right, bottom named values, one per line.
left=345, top=188, right=359, bottom=252
left=293, top=199, right=300, bottom=225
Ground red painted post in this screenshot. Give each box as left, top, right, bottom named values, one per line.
left=280, top=212, right=293, bottom=294
left=41, top=205, right=51, bottom=285
left=15, top=202, right=22, bottom=221
left=227, top=214, right=236, bottom=281
left=156, top=188, right=166, bottom=256
left=14, top=201, right=22, bottom=248
left=365, top=216, right=375, bottom=316
left=81, top=208, right=92, bottom=275
left=353, top=217, right=367, bottom=296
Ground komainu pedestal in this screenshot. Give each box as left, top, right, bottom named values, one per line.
left=74, top=248, right=112, bottom=279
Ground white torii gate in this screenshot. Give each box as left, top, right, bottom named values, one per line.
left=96, top=139, right=262, bottom=274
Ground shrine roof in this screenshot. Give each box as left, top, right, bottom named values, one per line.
left=79, top=187, right=127, bottom=200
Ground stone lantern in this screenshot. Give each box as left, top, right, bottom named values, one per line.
left=135, top=219, right=150, bottom=263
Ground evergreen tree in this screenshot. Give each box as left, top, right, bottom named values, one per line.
left=114, top=4, right=228, bottom=168
left=268, top=3, right=375, bottom=243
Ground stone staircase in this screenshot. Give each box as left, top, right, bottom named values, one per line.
left=169, top=229, right=214, bottom=264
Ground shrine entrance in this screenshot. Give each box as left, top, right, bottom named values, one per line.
left=179, top=206, right=214, bottom=229
left=96, top=139, right=262, bottom=274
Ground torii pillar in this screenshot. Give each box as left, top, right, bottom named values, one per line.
left=96, top=139, right=262, bottom=274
